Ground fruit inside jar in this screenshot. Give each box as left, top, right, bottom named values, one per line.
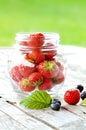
left=9, top=32, right=66, bottom=96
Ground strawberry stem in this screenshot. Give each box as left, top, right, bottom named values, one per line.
left=44, top=61, right=55, bottom=71
left=22, top=78, right=30, bottom=86
left=33, top=80, right=43, bottom=87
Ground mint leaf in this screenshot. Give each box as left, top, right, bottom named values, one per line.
left=80, top=98, right=86, bottom=105
left=20, top=90, right=52, bottom=109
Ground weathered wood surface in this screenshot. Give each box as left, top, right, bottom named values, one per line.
left=0, top=46, right=86, bottom=130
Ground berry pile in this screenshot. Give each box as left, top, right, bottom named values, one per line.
left=9, top=32, right=65, bottom=92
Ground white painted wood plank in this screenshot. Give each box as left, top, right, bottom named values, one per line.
left=1, top=97, right=85, bottom=130
left=59, top=120, right=86, bottom=130
left=0, top=111, right=29, bottom=130
left=0, top=99, right=86, bottom=130
left=62, top=103, right=86, bottom=119
left=0, top=99, right=54, bottom=130
left=16, top=102, right=84, bottom=129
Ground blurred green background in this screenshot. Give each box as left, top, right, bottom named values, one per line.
left=0, top=0, right=86, bottom=47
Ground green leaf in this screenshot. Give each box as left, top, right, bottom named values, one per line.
left=20, top=90, right=52, bottom=109
left=80, top=98, right=86, bottom=105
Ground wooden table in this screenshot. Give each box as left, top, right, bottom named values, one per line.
left=0, top=45, right=86, bottom=130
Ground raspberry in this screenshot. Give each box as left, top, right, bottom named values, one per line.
left=64, top=89, right=80, bottom=105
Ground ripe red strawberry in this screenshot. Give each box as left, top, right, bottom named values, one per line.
left=52, top=71, right=65, bottom=84
left=38, top=78, right=53, bottom=90
left=29, top=51, right=45, bottom=64
left=24, top=54, right=36, bottom=63
left=64, top=89, right=80, bottom=105
left=44, top=50, right=57, bottom=60
left=9, top=65, right=23, bottom=82
left=55, top=61, right=64, bottom=71
left=43, top=43, right=57, bottom=60
left=43, top=43, right=55, bottom=48
left=24, top=53, right=30, bottom=60
left=19, top=35, right=28, bottom=46
left=19, top=78, right=35, bottom=92
left=19, top=63, right=35, bottom=78
left=27, top=33, right=44, bottom=47
left=28, top=72, right=43, bottom=87
left=19, top=41, right=28, bottom=46
left=37, top=61, right=59, bottom=78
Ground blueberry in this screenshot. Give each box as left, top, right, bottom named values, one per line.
left=50, top=102, right=60, bottom=111
left=76, top=84, right=84, bottom=92
left=81, top=91, right=86, bottom=100
left=51, top=98, right=61, bottom=106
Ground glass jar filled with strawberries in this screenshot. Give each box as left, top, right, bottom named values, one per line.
left=9, top=32, right=66, bottom=96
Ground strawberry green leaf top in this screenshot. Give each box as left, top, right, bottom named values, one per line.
left=37, top=61, right=59, bottom=78
left=20, top=90, right=52, bottom=109
left=28, top=72, right=43, bottom=87
left=43, top=61, right=55, bottom=71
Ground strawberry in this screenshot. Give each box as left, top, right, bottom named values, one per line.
left=43, top=43, right=55, bottom=49
left=19, top=35, right=28, bottom=46
left=19, top=63, right=35, bottom=78
left=24, top=53, right=36, bottom=63
left=28, top=72, right=43, bottom=87
left=64, top=89, right=80, bottom=105
left=55, top=61, right=64, bottom=71
left=19, top=41, right=28, bottom=46
left=29, top=51, right=45, bottom=64
left=9, top=65, right=23, bottom=82
left=19, top=78, right=35, bottom=92
left=52, top=71, right=65, bottom=84
left=37, top=61, right=59, bottom=78
left=27, top=33, right=44, bottom=47
left=24, top=53, right=30, bottom=60
left=43, top=43, right=57, bottom=60
left=45, top=50, right=57, bottom=60
left=38, top=78, right=53, bottom=90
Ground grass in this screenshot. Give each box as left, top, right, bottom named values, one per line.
left=0, top=0, right=86, bottom=47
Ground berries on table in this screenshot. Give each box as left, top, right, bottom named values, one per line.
left=76, top=84, right=84, bottom=92
left=50, top=103, right=61, bottom=111
left=64, top=88, right=80, bottom=105
left=51, top=98, right=61, bottom=106
left=81, top=91, right=86, bottom=100
left=50, top=98, right=61, bottom=111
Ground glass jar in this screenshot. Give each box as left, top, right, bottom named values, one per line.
left=9, top=32, right=66, bottom=97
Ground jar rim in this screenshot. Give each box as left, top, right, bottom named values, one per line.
left=15, top=32, right=60, bottom=41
